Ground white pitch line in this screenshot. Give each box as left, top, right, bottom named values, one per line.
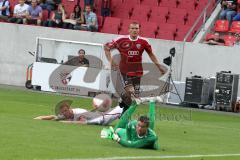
left=39, top=153, right=240, bottom=160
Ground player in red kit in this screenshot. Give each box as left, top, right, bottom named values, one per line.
left=104, top=22, right=167, bottom=113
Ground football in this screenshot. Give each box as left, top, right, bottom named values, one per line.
left=93, top=94, right=112, bottom=112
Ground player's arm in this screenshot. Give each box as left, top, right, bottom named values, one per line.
left=114, top=101, right=137, bottom=130
left=118, top=135, right=157, bottom=148
left=148, top=101, right=155, bottom=130
left=144, top=40, right=167, bottom=75
left=147, top=51, right=167, bottom=75
left=34, top=115, right=57, bottom=120
left=104, top=41, right=118, bottom=69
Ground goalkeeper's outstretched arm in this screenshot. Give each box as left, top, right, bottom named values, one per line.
left=114, top=101, right=138, bottom=130
left=148, top=100, right=156, bottom=130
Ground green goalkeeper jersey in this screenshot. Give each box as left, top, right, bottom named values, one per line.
left=115, top=101, right=159, bottom=149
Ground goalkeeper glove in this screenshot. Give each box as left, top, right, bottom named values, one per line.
left=100, top=126, right=114, bottom=139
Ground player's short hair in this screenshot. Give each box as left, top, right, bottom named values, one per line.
left=78, top=49, right=86, bottom=54
left=59, top=102, right=70, bottom=110
left=129, top=22, right=140, bottom=28
left=138, top=116, right=150, bottom=127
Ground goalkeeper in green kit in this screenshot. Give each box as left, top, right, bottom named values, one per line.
left=101, top=99, right=159, bottom=149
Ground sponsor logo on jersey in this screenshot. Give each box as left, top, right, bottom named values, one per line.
left=119, top=40, right=132, bottom=50
left=128, top=51, right=139, bottom=56
left=136, top=44, right=141, bottom=49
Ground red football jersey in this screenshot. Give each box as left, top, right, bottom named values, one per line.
left=105, top=35, right=152, bottom=76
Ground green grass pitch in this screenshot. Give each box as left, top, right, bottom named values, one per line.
left=0, top=85, right=240, bottom=160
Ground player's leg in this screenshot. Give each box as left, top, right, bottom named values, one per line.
left=100, top=106, right=123, bottom=125
left=119, top=74, right=142, bottom=114
left=132, top=76, right=141, bottom=97
left=118, top=73, right=134, bottom=113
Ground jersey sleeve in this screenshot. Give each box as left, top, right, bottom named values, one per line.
left=148, top=101, right=155, bottom=130
left=114, top=101, right=137, bottom=130
left=144, top=40, right=153, bottom=54
left=119, top=134, right=157, bottom=148
left=104, top=37, right=121, bottom=50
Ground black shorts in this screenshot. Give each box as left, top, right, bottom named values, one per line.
left=120, top=73, right=141, bottom=96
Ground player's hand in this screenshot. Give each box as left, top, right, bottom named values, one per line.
left=159, top=65, right=168, bottom=75
left=100, top=127, right=114, bottom=139
left=34, top=115, right=56, bottom=120
left=34, top=116, right=43, bottom=120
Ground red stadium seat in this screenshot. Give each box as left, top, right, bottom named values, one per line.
left=62, top=0, right=78, bottom=16
left=149, top=7, right=169, bottom=24
left=111, top=4, right=133, bottom=19
left=157, top=23, right=176, bottom=40
left=141, top=0, right=158, bottom=6
left=130, top=5, right=151, bottom=22
left=176, top=24, right=191, bottom=32
left=214, top=20, right=229, bottom=32
left=185, top=11, right=203, bottom=26
left=224, top=35, right=236, bottom=46
left=122, top=0, right=141, bottom=5
left=159, top=23, right=177, bottom=32
left=205, top=33, right=216, bottom=41
left=79, top=0, right=84, bottom=8
left=111, top=0, right=124, bottom=10
left=229, top=21, right=240, bottom=33
left=178, top=0, right=197, bottom=10
left=101, top=17, right=121, bottom=34
left=156, top=30, right=175, bottom=40
left=175, top=31, right=192, bottom=41
left=175, top=25, right=192, bottom=41
left=167, top=8, right=188, bottom=25
left=140, top=22, right=158, bottom=38
left=119, top=19, right=140, bottom=35
left=97, top=16, right=104, bottom=30
left=159, top=0, right=179, bottom=8
left=42, top=10, right=49, bottom=21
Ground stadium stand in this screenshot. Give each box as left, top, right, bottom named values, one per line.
left=2, top=0, right=218, bottom=42
left=149, top=6, right=169, bottom=24
left=229, top=21, right=240, bottom=33
left=205, top=32, right=216, bottom=41
left=140, top=21, right=158, bottom=38
left=141, top=0, right=158, bottom=6
left=130, top=5, right=151, bottom=22
left=214, top=20, right=229, bottom=32
left=159, top=0, right=179, bottom=8
left=167, top=8, right=188, bottom=25
left=224, top=35, right=237, bottom=46
left=101, top=17, right=121, bottom=34
left=61, top=0, right=78, bottom=17
left=156, top=30, right=175, bottom=40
